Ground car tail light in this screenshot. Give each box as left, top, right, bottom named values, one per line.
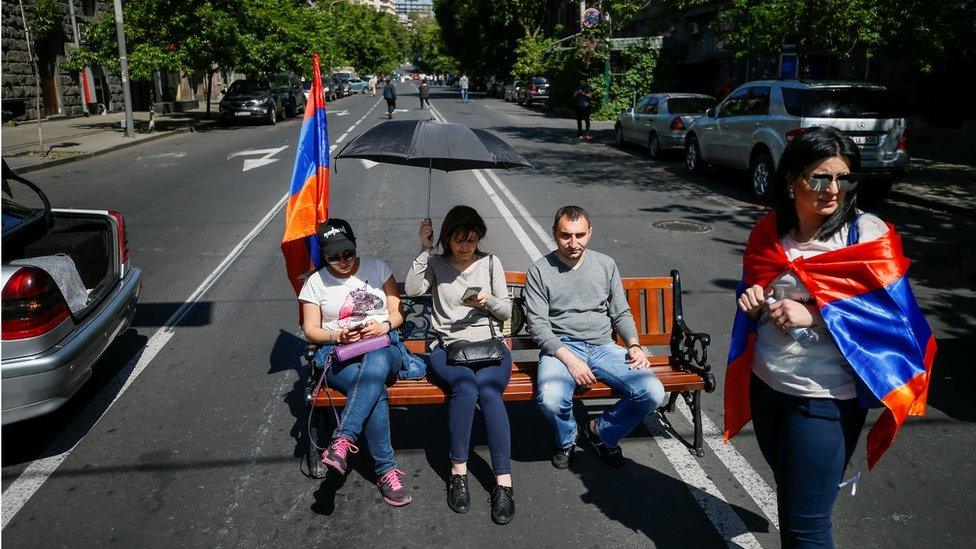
left=2, top=267, right=71, bottom=340
left=108, top=210, right=128, bottom=264
left=528, top=86, right=538, bottom=94
left=669, top=117, right=686, bottom=131
left=897, top=129, right=909, bottom=150
left=786, top=127, right=809, bottom=141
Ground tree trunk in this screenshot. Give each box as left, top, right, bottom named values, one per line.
left=17, top=0, right=43, bottom=152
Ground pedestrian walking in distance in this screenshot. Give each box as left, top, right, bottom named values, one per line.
left=459, top=74, right=470, bottom=103
left=727, top=127, right=935, bottom=547
left=406, top=206, right=516, bottom=525
left=526, top=205, right=666, bottom=470
left=383, top=78, right=397, bottom=119
left=299, top=219, right=413, bottom=507
left=573, top=79, right=593, bottom=141
left=368, top=75, right=377, bottom=97
left=419, top=78, right=431, bottom=110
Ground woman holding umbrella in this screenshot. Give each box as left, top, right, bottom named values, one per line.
left=405, top=206, right=516, bottom=525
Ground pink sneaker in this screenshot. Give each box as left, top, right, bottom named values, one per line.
left=376, top=468, right=413, bottom=507
left=320, top=437, right=358, bottom=475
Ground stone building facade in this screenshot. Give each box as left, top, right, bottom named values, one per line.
left=2, top=0, right=124, bottom=120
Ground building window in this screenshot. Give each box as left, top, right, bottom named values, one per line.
left=82, top=0, right=96, bottom=17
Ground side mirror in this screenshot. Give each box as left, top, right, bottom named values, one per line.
left=705, top=108, right=716, bottom=118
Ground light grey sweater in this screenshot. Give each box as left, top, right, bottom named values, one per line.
left=405, top=249, right=511, bottom=347
left=525, top=250, right=638, bottom=356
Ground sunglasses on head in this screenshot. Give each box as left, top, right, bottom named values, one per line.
left=325, top=250, right=357, bottom=264
left=804, top=172, right=859, bottom=193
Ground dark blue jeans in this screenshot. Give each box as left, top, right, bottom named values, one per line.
left=428, top=346, right=512, bottom=475
left=750, top=374, right=867, bottom=549
left=316, top=345, right=401, bottom=476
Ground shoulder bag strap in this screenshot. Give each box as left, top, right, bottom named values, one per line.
left=487, top=254, right=498, bottom=339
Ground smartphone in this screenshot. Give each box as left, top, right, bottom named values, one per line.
left=345, top=320, right=367, bottom=331
left=460, top=286, right=482, bottom=302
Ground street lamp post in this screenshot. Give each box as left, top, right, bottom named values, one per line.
left=112, top=0, right=135, bottom=137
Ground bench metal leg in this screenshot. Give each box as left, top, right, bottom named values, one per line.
left=306, top=405, right=329, bottom=479
left=690, top=390, right=705, bottom=458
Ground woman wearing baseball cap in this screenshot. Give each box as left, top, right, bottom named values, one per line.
left=299, top=218, right=412, bottom=507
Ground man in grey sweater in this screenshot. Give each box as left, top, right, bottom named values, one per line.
left=525, top=206, right=666, bottom=469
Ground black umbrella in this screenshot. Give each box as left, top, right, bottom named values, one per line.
left=334, top=119, right=532, bottom=216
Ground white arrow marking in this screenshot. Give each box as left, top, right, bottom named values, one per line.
left=360, top=159, right=378, bottom=169
left=331, top=110, right=349, bottom=116
left=394, top=108, right=410, bottom=113
left=227, top=146, right=289, bottom=172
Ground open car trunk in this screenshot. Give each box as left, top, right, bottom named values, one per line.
left=2, top=210, right=119, bottom=322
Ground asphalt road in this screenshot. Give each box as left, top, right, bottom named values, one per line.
left=2, top=83, right=974, bottom=548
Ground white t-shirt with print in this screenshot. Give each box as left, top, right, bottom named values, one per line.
left=752, top=213, right=888, bottom=399
left=298, top=257, right=393, bottom=331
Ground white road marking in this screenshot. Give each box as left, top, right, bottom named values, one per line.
left=137, top=152, right=186, bottom=160
left=645, top=412, right=763, bottom=548
left=361, top=159, right=379, bottom=169
left=676, top=401, right=779, bottom=529
left=331, top=109, right=349, bottom=117
left=431, top=101, right=771, bottom=546
left=1, top=192, right=291, bottom=529
left=335, top=132, right=348, bottom=143
left=227, top=146, right=289, bottom=172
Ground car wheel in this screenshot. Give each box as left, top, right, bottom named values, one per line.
left=614, top=124, right=624, bottom=146
left=685, top=136, right=702, bottom=174
left=750, top=151, right=774, bottom=199
left=648, top=133, right=661, bottom=160
left=266, top=106, right=277, bottom=125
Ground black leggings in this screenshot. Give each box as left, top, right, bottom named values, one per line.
left=420, top=97, right=430, bottom=108
left=386, top=98, right=396, bottom=114
left=428, top=347, right=513, bottom=475
left=575, top=106, right=591, bottom=136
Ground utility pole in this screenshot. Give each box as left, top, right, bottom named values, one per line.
left=112, top=0, right=135, bottom=137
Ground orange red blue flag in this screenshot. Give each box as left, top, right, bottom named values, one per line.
left=282, top=53, right=330, bottom=296
left=724, top=212, right=936, bottom=469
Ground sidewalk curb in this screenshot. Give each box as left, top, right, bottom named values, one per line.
left=8, top=125, right=200, bottom=174
left=889, top=190, right=974, bottom=219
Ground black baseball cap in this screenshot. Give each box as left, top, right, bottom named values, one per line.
left=317, top=218, right=356, bottom=257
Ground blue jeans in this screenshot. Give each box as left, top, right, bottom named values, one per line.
left=460, top=89, right=468, bottom=102
left=750, top=374, right=867, bottom=549
left=428, top=347, right=513, bottom=475
left=536, top=337, right=666, bottom=449
left=316, top=345, right=401, bottom=475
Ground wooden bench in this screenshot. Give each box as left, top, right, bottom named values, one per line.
left=303, top=270, right=714, bottom=476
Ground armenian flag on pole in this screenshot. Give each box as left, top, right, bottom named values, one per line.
left=281, top=53, right=330, bottom=297
left=724, top=212, right=936, bottom=470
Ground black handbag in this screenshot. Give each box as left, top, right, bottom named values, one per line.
left=443, top=255, right=507, bottom=366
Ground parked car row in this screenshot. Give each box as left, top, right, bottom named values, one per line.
left=487, top=75, right=550, bottom=107
left=612, top=79, right=908, bottom=203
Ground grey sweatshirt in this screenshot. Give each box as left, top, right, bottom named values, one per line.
left=525, top=250, right=638, bottom=356
left=405, top=249, right=511, bottom=347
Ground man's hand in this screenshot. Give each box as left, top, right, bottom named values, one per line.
left=563, top=354, right=596, bottom=386
left=625, top=345, right=651, bottom=369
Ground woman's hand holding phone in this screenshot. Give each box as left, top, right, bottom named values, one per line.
left=462, top=289, right=489, bottom=308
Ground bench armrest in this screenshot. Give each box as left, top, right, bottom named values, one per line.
left=669, top=270, right=716, bottom=392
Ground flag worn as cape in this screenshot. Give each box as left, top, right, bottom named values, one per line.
left=724, top=212, right=936, bottom=470
left=282, top=53, right=330, bottom=297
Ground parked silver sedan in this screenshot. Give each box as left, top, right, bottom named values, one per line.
left=615, top=93, right=716, bottom=159
left=2, top=161, right=142, bottom=425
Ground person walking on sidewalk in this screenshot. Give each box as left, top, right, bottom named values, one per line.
left=573, top=79, right=593, bottom=141
left=405, top=206, right=516, bottom=525
left=419, top=78, right=431, bottom=110
left=459, top=74, right=470, bottom=103
left=383, top=78, right=397, bottom=118
left=526, top=205, right=666, bottom=470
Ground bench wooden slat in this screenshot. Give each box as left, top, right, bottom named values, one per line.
left=647, top=288, right=662, bottom=334
left=628, top=290, right=643, bottom=334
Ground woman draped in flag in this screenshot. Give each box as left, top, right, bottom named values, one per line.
left=726, top=127, right=935, bottom=547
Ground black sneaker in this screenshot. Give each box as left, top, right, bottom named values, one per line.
left=581, top=419, right=625, bottom=467
left=447, top=474, right=470, bottom=514
left=490, top=485, right=515, bottom=525
left=551, top=444, right=575, bottom=469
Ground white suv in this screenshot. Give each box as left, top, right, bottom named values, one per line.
left=684, top=80, right=909, bottom=200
